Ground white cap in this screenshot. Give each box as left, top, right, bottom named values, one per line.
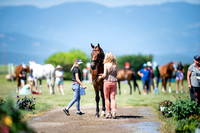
left=56, top=65, right=61, bottom=69
left=22, top=64, right=26, bottom=68
left=147, top=61, right=152, bottom=67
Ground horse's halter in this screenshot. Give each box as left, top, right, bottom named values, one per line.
left=91, top=49, right=103, bottom=65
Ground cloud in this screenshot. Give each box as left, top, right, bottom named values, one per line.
left=0, top=0, right=200, bottom=8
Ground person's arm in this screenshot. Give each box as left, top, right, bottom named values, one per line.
left=187, top=70, right=192, bottom=89
left=75, top=73, right=86, bottom=89
left=99, top=63, right=108, bottom=79
left=62, top=71, right=65, bottom=77
left=137, top=70, right=143, bottom=78
left=182, top=67, right=185, bottom=73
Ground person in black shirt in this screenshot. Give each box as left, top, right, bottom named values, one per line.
left=63, top=59, right=87, bottom=116
left=176, top=61, right=185, bottom=93
left=19, top=64, right=28, bottom=87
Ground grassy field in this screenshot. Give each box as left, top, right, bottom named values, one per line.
left=0, top=74, right=190, bottom=132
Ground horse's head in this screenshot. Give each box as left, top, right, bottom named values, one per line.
left=29, top=60, right=36, bottom=74
left=90, top=43, right=104, bottom=70
left=168, top=62, right=175, bottom=72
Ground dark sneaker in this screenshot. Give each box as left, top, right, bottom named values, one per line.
left=76, top=111, right=84, bottom=115
left=63, top=108, right=70, bottom=116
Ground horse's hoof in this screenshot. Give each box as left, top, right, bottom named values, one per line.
left=95, top=114, right=100, bottom=118
left=100, top=111, right=106, bottom=117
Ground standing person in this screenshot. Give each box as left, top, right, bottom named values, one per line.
left=187, top=55, right=200, bottom=106
left=138, top=63, right=150, bottom=95
left=63, top=59, right=87, bottom=116
left=55, top=65, right=65, bottom=95
left=19, top=64, right=28, bottom=87
left=99, top=52, right=117, bottom=119
left=147, top=61, right=155, bottom=92
left=153, top=65, right=160, bottom=94
left=176, top=61, right=185, bottom=93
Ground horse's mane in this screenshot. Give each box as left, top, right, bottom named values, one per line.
left=99, top=47, right=104, bottom=62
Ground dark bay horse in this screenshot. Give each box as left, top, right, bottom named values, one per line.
left=14, top=65, right=30, bottom=93
left=117, top=68, right=141, bottom=95
left=160, top=62, right=175, bottom=93
left=90, top=43, right=106, bottom=118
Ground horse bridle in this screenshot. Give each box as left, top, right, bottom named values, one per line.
left=91, top=49, right=103, bottom=65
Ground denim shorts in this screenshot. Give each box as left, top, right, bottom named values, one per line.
left=56, top=80, right=63, bottom=85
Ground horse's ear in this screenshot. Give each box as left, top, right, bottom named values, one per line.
left=91, top=43, right=94, bottom=49
left=97, top=43, right=100, bottom=47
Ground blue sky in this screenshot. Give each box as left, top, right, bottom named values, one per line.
left=1, top=0, right=200, bottom=8
left=0, top=0, right=200, bottom=65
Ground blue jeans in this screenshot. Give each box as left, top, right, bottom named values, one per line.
left=67, top=83, right=81, bottom=111
left=142, top=80, right=149, bottom=90
left=189, top=86, right=200, bottom=106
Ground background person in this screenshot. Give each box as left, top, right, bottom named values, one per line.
left=138, top=63, right=150, bottom=95
left=19, top=64, right=28, bottom=87
left=176, top=61, right=185, bottom=93
left=55, top=65, right=65, bottom=95
left=147, top=61, right=154, bottom=93
left=153, top=65, right=160, bottom=94
left=63, top=59, right=86, bottom=116
left=187, top=55, right=200, bottom=106
left=99, top=52, right=117, bottom=119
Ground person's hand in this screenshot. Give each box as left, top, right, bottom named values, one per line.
left=82, top=85, right=87, bottom=89
left=188, top=84, right=192, bottom=89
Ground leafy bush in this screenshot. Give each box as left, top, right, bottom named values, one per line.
left=16, top=96, right=36, bottom=110
left=0, top=96, right=35, bottom=133
left=172, top=99, right=199, bottom=120
left=176, top=114, right=200, bottom=132
left=158, top=100, right=174, bottom=118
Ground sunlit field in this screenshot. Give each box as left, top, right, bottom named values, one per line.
left=0, top=74, right=190, bottom=132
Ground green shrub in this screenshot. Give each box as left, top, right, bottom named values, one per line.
left=176, top=114, right=200, bottom=133
left=0, top=96, right=35, bottom=133
left=172, top=99, right=200, bottom=120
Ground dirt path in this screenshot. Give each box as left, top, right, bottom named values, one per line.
left=29, top=106, right=161, bottom=133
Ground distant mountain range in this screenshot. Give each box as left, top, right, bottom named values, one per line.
left=0, top=2, right=199, bottom=65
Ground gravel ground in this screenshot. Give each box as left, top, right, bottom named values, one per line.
left=29, top=106, right=161, bottom=133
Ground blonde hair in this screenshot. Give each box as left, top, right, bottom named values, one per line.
left=104, top=52, right=117, bottom=64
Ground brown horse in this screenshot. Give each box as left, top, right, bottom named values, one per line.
left=160, top=62, right=175, bottom=93
left=117, top=68, right=141, bottom=95
left=90, top=43, right=106, bottom=118
left=15, top=65, right=30, bottom=93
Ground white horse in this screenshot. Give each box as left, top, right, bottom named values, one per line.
left=29, top=61, right=55, bottom=95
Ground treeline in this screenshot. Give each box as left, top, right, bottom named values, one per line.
left=45, top=49, right=89, bottom=80
left=45, top=49, right=153, bottom=80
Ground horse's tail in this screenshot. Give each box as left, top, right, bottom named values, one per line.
left=132, top=71, right=141, bottom=95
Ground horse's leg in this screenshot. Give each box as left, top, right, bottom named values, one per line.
left=100, top=84, right=106, bottom=117
left=164, top=77, right=167, bottom=92
left=94, top=88, right=100, bottom=118
left=34, top=78, right=38, bottom=91
left=16, top=77, right=20, bottom=93
left=39, top=79, right=43, bottom=94
left=46, top=78, right=52, bottom=95
left=117, top=81, right=121, bottom=95
left=133, top=76, right=141, bottom=95
left=168, top=77, right=172, bottom=93
left=161, top=77, right=165, bottom=92
left=128, top=81, right=132, bottom=95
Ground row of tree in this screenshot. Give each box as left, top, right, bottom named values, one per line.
left=45, top=49, right=153, bottom=80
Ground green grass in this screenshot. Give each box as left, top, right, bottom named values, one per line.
left=0, top=74, right=191, bottom=132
